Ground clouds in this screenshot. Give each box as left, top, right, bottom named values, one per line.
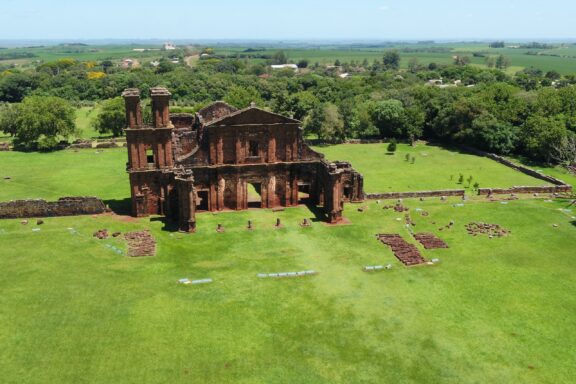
left=379, top=5, right=391, bottom=12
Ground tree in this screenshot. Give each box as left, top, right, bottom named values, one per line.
left=495, top=54, right=510, bottom=70
left=156, top=58, right=175, bottom=74
left=1, top=96, right=76, bottom=150
left=454, top=56, right=471, bottom=66
left=0, top=72, right=38, bottom=103
left=489, top=41, right=505, bottom=48
left=101, top=60, right=114, bottom=74
left=407, top=58, right=423, bottom=73
left=297, top=59, right=309, bottom=69
left=370, top=99, right=406, bottom=138
left=304, top=103, right=345, bottom=142
left=471, top=112, right=517, bottom=154
left=520, top=115, right=568, bottom=162
left=387, top=140, right=397, bottom=153
left=271, top=51, right=288, bottom=65
left=0, top=102, right=19, bottom=136
left=92, top=97, right=126, bottom=137
left=485, top=56, right=496, bottom=68
left=382, top=50, right=400, bottom=70
left=224, top=85, right=263, bottom=109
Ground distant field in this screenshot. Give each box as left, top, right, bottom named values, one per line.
left=314, top=143, right=549, bottom=193
left=214, top=43, right=576, bottom=74
left=2, top=42, right=575, bottom=74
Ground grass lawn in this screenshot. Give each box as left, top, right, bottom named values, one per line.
left=0, top=148, right=128, bottom=201
left=314, top=143, right=549, bottom=193
left=75, top=106, right=104, bottom=140
left=1, top=145, right=575, bottom=383
left=0, top=196, right=575, bottom=383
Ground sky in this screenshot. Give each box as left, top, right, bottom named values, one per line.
left=1, top=0, right=575, bottom=41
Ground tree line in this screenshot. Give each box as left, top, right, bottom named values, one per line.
left=0, top=50, right=575, bottom=166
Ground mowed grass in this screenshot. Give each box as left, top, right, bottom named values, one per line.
left=0, top=196, right=575, bottom=383
left=75, top=106, right=102, bottom=140
left=314, top=143, right=547, bottom=193
left=0, top=149, right=128, bottom=201
left=1, top=145, right=575, bottom=383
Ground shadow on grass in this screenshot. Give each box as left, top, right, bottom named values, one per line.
left=571, top=220, right=576, bottom=228
left=150, top=216, right=180, bottom=232
left=305, top=203, right=328, bottom=223
left=104, top=198, right=132, bottom=216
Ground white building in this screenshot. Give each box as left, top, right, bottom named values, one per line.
left=163, top=42, right=176, bottom=50
left=270, top=64, right=298, bottom=71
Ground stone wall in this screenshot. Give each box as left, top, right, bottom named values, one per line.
left=366, top=189, right=465, bottom=200
left=478, top=185, right=572, bottom=196
left=0, top=197, right=107, bottom=219
left=462, top=146, right=570, bottom=187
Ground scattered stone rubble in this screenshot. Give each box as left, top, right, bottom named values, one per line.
left=382, top=203, right=409, bottom=212
left=465, top=222, right=509, bottom=238
left=377, top=234, right=426, bottom=266
left=124, top=230, right=156, bottom=257
left=414, top=233, right=449, bottom=249
left=93, top=229, right=109, bottom=239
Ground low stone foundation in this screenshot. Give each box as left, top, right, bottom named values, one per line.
left=463, top=146, right=572, bottom=191
left=0, top=197, right=107, bottom=219
left=367, top=189, right=465, bottom=200
left=478, top=185, right=572, bottom=196
left=124, top=230, right=156, bottom=257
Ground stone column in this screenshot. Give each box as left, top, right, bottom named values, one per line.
left=268, top=134, right=276, bottom=163
left=176, top=173, right=196, bottom=233
left=122, top=88, right=142, bottom=129
left=150, top=87, right=171, bottom=128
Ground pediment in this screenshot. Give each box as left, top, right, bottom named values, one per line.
left=206, top=107, right=301, bottom=127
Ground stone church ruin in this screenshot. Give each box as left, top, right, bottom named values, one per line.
left=123, top=87, right=364, bottom=232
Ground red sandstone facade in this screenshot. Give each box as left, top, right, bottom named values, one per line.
left=123, top=87, right=364, bottom=232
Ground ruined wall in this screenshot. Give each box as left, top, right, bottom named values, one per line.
left=207, top=124, right=300, bottom=165
left=366, top=190, right=465, bottom=200
left=0, top=197, right=107, bottom=219
left=462, top=146, right=571, bottom=188
left=478, top=185, right=572, bottom=196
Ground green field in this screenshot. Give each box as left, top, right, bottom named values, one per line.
left=2, top=42, right=576, bottom=75
left=1, top=146, right=575, bottom=383
left=213, top=43, right=576, bottom=75
left=0, top=149, right=127, bottom=201
left=1, top=189, right=575, bottom=383
left=314, top=143, right=550, bottom=193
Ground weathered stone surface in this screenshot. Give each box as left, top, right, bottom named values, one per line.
left=0, top=197, right=107, bottom=219
left=123, top=88, right=364, bottom=231
left=478, top=185, right=571, bottom=196
left=367, top=190, right=465, bottom=200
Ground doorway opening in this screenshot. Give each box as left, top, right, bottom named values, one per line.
left=247, top=182, right=262, bottom=208
left=298, top=182, right=311, bottom=205
left=196, top=190, right=209, bottom=211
